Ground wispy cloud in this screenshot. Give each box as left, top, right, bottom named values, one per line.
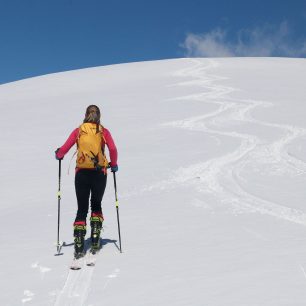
left=182, top=22, right=306, bottom=58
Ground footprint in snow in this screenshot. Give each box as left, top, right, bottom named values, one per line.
left=21, top=290, right=34, bottom=304
left=103, top=269, right=121, bottom=290
left=31, top=262, right=51, bottom=279
left=108, top=268, right=120, bottom=278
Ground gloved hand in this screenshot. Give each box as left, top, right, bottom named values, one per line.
left=55, top=148, right=63, bottom=160
left=110, top=164, right=118, bottom=172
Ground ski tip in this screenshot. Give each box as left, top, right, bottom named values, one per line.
left=54, top=252, right=64, bottom=256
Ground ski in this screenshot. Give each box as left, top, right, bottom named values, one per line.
left=70, top=249, right=99, bottom=269
left=70, top=237, right=102, bottom=269
left=70, top=259, right=82, bottom=270
left=86, top=250, right=99, bottom=266
left=70, top=254, right=85, bottom=270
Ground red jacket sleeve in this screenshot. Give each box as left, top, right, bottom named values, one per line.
left=104, top=128, right=118, bottom=166
left=56, top=128, right=79, bottom=159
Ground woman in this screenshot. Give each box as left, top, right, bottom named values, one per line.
left=55, top=105, right=118, bottom=258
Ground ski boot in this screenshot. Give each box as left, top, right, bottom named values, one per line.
left=90, top=214, right=103, bottom=253
left=73, top=222, right=86, bottom=259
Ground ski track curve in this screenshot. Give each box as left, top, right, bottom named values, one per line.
left=128, top=59, right=306, bottom=225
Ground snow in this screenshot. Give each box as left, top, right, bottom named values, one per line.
left=1, top=57, right=306, bottom=305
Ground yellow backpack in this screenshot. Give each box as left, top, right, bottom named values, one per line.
left=76, top=123, right=108, bottom=170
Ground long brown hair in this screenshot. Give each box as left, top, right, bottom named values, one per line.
left=83, top=105, right=101, bottom=124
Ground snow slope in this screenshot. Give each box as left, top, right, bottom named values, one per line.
left=1, top=58, right=306, bottom=305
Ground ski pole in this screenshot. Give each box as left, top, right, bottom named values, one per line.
left=113, top=172, right=122, bottom=253
left=55, top=159, right=64, bottom=256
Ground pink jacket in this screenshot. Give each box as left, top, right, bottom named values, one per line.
left=56, top=127, right=118, bottom=169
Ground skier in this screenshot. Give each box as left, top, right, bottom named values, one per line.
left=55, top=105, right=118, bottom=259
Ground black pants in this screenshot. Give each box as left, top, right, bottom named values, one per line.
left=74, top=170, right=107, bottom=222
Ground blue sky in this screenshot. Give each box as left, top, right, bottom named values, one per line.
left=0, top=0, right=306, bottom=84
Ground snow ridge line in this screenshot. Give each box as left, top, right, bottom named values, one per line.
left=129, top=59, right=306, bottom=225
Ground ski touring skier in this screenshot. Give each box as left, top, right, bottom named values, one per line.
left=55, top=105, right=118, bottom=261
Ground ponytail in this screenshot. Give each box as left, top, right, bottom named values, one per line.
left=84, top=105, right=101, bottom=124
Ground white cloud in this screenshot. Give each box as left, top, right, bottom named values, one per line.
left=182, top=22, right=306, bottom=58
left=183, top=29, right=233, bottom=57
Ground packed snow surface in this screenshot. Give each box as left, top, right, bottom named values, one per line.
left=1, top=58, right=306, bottom=305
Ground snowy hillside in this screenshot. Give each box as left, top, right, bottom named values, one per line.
left=1, top=57, right=306, bottom=306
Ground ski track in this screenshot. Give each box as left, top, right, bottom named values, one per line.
left=299, top=264, right=306, bottom=283
left=54, top=255, right=94, bottom=306
left=127, top=59, right=306, bottom=225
